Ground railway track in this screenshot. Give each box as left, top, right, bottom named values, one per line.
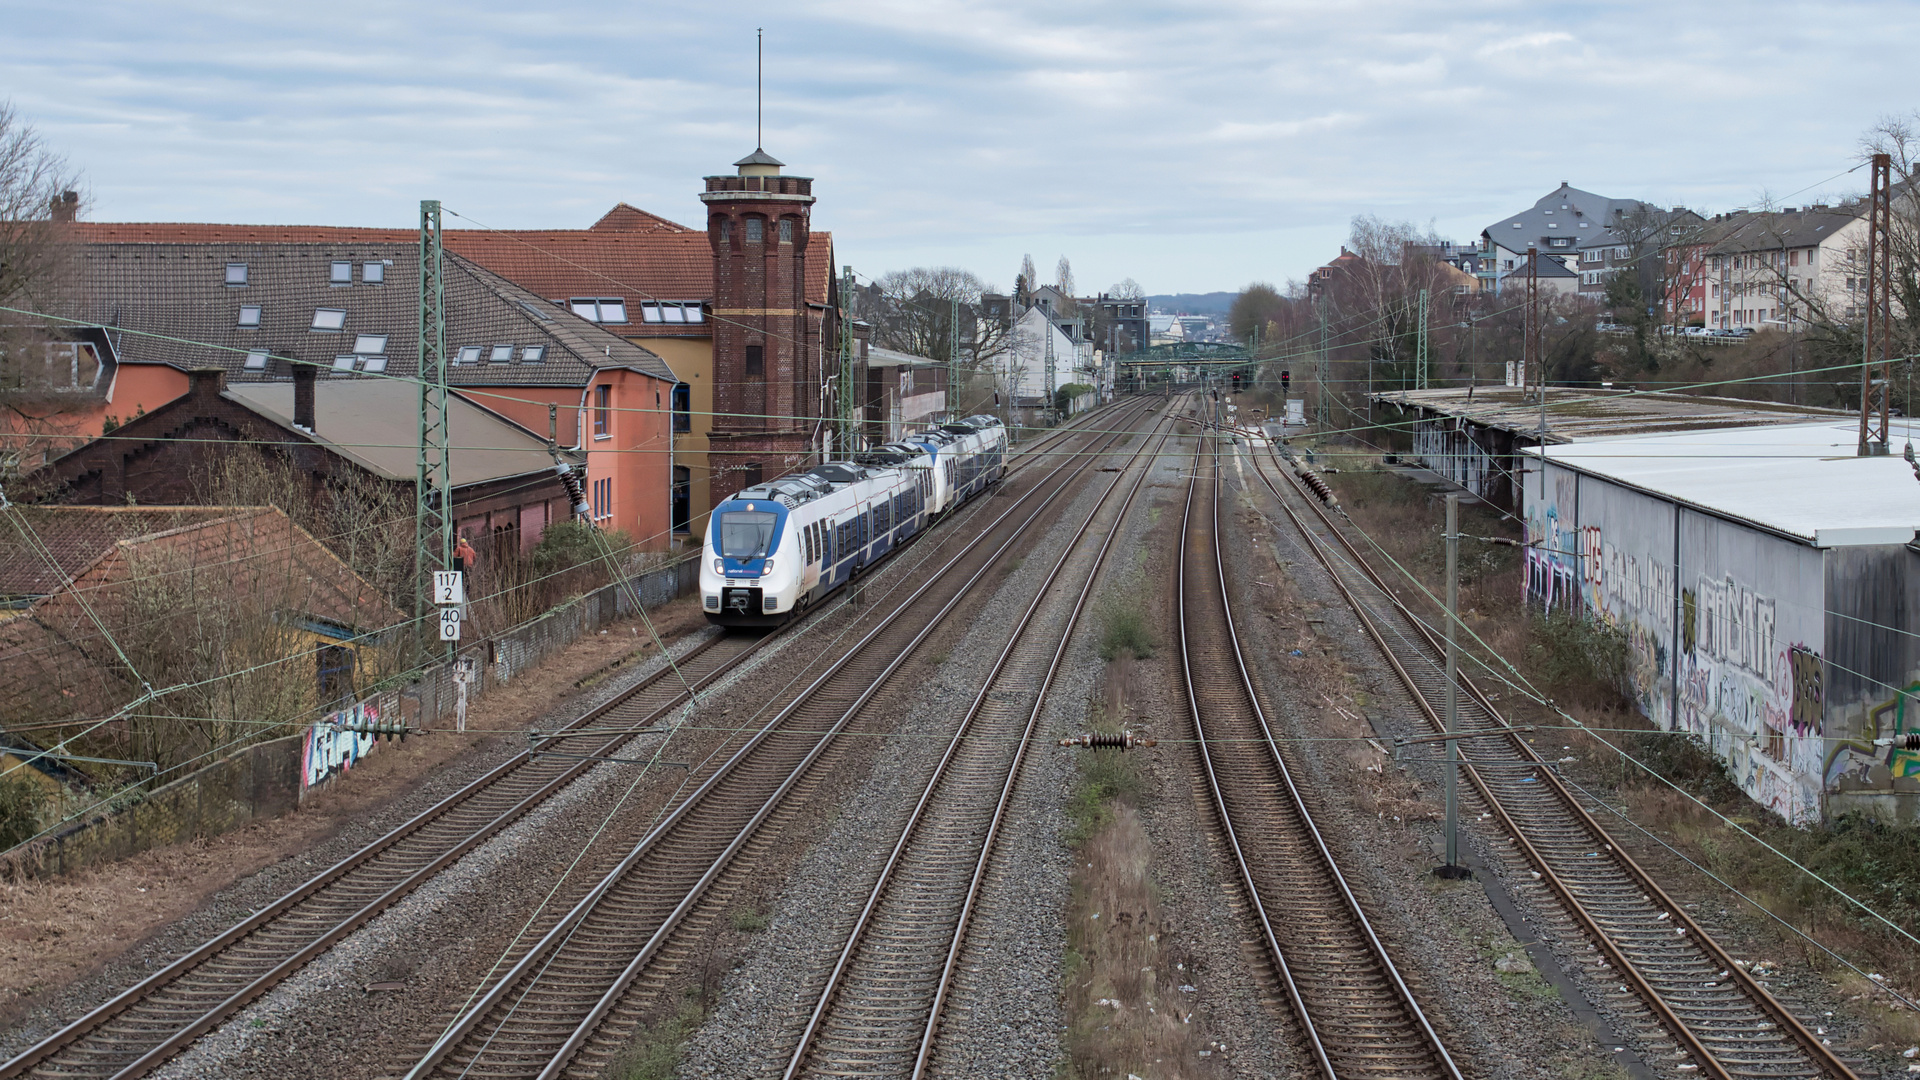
left=780, top=403, right=1182, bottom=1080
left=1245, top=433, right=1856, bottom=1080
left=398, top=398, right=1170, bottom=1080
left=0, top=396, right=1154, bottom=1080
left=1178, top=435, right=1459, bottom=1080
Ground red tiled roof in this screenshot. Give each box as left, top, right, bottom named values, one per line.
left=73, top=211, right=836, bottom=308
left=0, top=507, right=232, bottom=598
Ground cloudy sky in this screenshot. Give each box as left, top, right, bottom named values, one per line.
left=4, top=1, right=1915, bottom=296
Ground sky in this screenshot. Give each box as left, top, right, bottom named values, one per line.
left=4, top=1, right=1916, bottom=297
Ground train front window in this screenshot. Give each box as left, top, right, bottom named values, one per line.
left=718, top=511, right=777, bottom=559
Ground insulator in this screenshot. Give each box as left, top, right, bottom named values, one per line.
left=1058, top=730, right=1157, bottom=750
left=555, top=462, right=591, bottom=521
left=1896, top=733, right=1920, bottom=751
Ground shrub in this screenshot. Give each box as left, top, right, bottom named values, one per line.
left=1097, top=599, right=1155, bottom=662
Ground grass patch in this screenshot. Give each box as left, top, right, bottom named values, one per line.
left=730, top=907, right=769, bottom=933
left=1095, top=598, right=1155, bottom=663
left=611, top=997, right=706, bottom=1080
left=1064, top=739, right=1146, bottom=849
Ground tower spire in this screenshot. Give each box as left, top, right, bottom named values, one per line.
left=756, top=27, right=763, bottom=150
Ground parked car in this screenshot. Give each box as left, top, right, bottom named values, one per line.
left=1727, top=327, right=1754, bottom=338
left=1682, top=326, right=1713, bottom=337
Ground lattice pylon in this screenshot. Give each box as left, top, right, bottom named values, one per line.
left=414, top=199, right=451, bottom=656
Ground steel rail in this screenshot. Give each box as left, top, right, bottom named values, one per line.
left=402, top=399, right=1163, bottom=1080
left=0, top=632, right=759, bottom=1080
left=780, top=403, right=1181, bottom=1080
left=1247, top=436, right=1855, bottom=1080
left=0, top=397, right=1154, bottom=1080
left=1179, top=435, right=1459, bottom=1080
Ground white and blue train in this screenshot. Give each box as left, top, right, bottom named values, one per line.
left=701, top=415, right=1008, bottom=625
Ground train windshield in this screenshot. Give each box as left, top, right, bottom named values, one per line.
left=717, top=510, right=778, bottom=559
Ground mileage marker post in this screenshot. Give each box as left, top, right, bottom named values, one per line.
left=434, top=569, right=465, bottom=656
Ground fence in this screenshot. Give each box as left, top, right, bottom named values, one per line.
left=3, top=555, right=701, bottom=879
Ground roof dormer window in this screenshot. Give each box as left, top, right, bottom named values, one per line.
left=569, top=298, right=627, bottom=324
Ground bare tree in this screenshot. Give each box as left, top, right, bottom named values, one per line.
left=1018, top=254, right=1037, bottom=303
left=0, top=104, right=87, bottom=479
left=1055, top=255, right=1075, bottom=298
left=0, top=102, right=81, bottom=316
left=1107, top=278, right=1145, bottom=301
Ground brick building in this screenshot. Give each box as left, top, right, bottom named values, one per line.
left=38, top=367, right=578, bottom=556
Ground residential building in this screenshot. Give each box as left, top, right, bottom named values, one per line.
left=1090, top=294, right=1149, bottom=355
left=1477, top=182, right=1682, bottom=295
left=863, top=345, right=948, bottom=443
left=1697, top=205, right=1865, bottom=330
left=56, top=228, right=678, bottom=548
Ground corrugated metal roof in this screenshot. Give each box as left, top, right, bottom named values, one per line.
left=225, top=382, right=562, bottom=489
left=1374, top=386, right=1851, bottom=443
left=1526, top=421, right=1920, bottom=546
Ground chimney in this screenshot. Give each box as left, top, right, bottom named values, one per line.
left=292, top=362, right=316, bottom=431
left=49, top=190, right=78, bottom=224
left=189, top=367, right=225, bottom=402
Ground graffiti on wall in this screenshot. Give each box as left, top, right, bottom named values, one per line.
left=1524, top=476, right=1823, bottom=823
left=1824, top=682, right=1920, bottom=790
left=302, top=696, right=389, bottom=789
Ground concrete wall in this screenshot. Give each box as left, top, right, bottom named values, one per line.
left=1526, top=459, right=1829, bottom=823
left=4, top=555, right=701, bottom=877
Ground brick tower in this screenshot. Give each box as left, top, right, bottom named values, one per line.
left=702, top=148, right=818, bottom=504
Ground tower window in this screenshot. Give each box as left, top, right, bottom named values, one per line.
left=719, top=219, right=732, bottom=245
left=778, top=219, right=793, bottom=243
left=745, top=344, right=764, bottom=377
left=745, top=217, right=763, bottom=245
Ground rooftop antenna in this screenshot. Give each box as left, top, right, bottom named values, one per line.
left=756, top=27, right=764, bottom=150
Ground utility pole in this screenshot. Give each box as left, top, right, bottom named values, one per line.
left=948, top=296, right=960, bottom=420
left=414, top=199, right=452, bottom=663
left=1438, top=493, right=1466, bottom=877
left=1416, top=288, right=1430, bottom=391
left=1525, top=246, right=1540, bottom=400
left=1044, top=324, right=1057, bottom=422
left=837, top=267, right=858, bottom=458
left=1861, top=152, right=1893, bottom=457
left=1316, top=293, right=1330, bottom=429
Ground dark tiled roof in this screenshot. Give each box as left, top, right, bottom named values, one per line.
left=76, top=238, right=676, bottom=387
left=1703, top=206, right=1862, bottom=255
left=0, top=506, right=231, bottom=598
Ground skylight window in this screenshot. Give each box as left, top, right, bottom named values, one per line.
left=332, top=355, right=358, bottom=372
left=353, top=333, right=388, bottom=354
left=244, top=349, right=269, bottom=370
left=361, top=355, right=388, bottom=373
left=1512, top=222, right=1523, bottom=229
left=226, top=263, right=249, bottom=286
left=457, top=345, right=482, bottom=364
left=518, top=300, right=553, bottom=321
left=330, top=261, right=352, bottom=285
left=238, top=305, right=262, bottom=327
left=569, top=298, right=628, bottom=324
left=489, top=344, right=513, bottom=363
left=312, top=308, right=347, bottom=331
left=521, top=345, right=546, bottom=363
left=362, top=262, right=385, bottom=284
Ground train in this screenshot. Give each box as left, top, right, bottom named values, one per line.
left=700, top=415, right=1009, bottom=626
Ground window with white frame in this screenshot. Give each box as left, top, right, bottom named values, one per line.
left=569, top=298, right=628, bottom=323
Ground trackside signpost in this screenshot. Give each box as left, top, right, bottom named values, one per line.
left=435, top=570, right=465, bottom=642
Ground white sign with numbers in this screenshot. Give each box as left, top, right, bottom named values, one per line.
left=433, top=571, right=466, bottom=606
left=438, top=607, right=463, bottom=641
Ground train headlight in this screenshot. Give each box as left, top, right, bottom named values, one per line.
left=713, top=558, right=723, bottom=574
left=762, top=559, right=775, bottom=574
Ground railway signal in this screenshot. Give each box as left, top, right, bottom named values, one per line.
left=1280, top=369, right=1291, bottom=393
